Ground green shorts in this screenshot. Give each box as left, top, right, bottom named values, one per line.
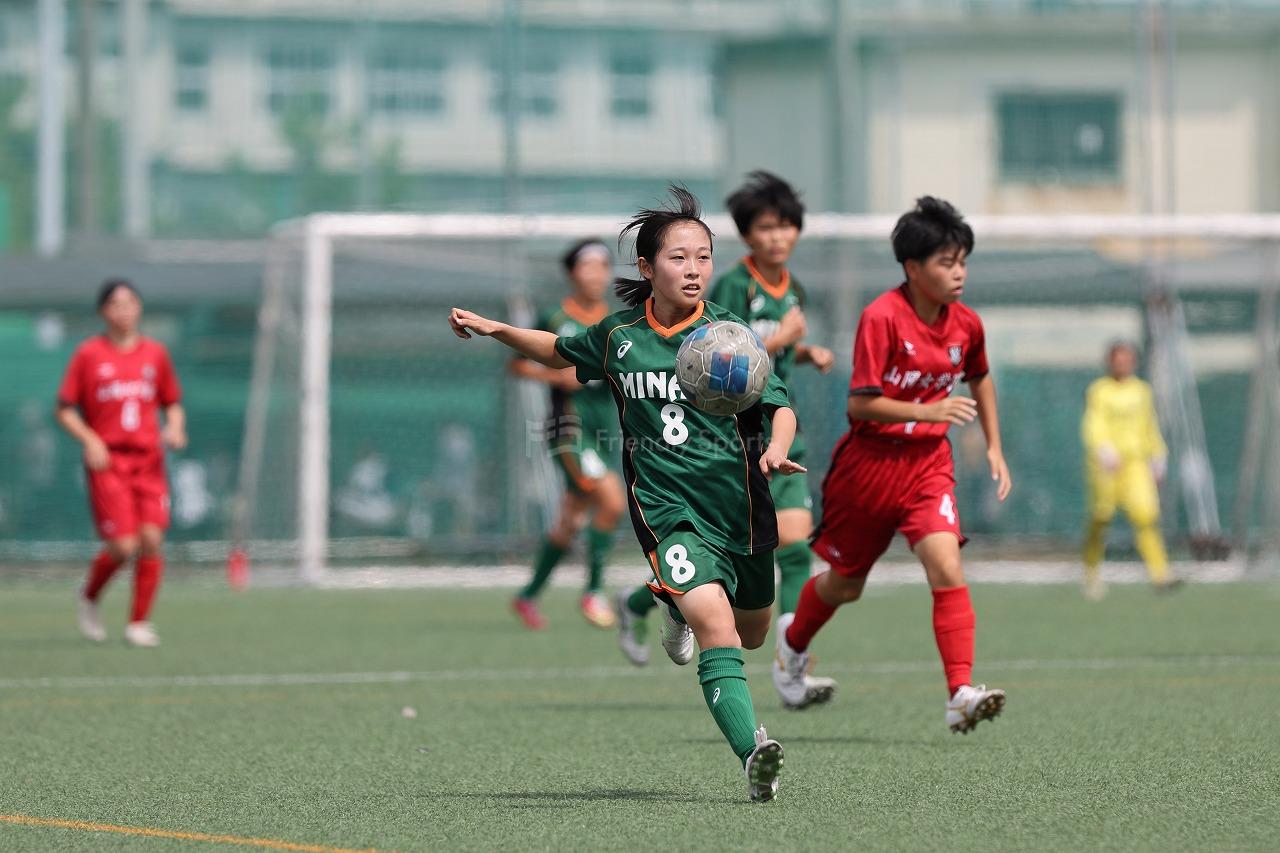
left=768, top=428, right=812, bottom=512
left=646, top=527, right=775, bottom=611
left=551, top=443, right=610, bottom=497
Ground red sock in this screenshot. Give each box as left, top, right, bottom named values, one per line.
left=131, top=556, right=164, bottom=623
left=84, top=549, right=125, bottom=601
left=785, top=576, right=839, bottom=653
left=932, top=585, right=976, bottom=695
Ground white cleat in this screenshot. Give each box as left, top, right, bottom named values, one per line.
left=947, top=684, right=1006, bottom=734
left=659, top=602, right=694, bottom=665
left=124, top=621, right=160, bottom=648
left=773, top=613, right=836, bottom=709
left=744, top=725, right=784, bottom=803
left=614, top=589, right=650, bottom=667
left=77, top=597, right=106, bottom=643
left=1083, top=573, right=1108, bottom=601
left=802, top=674, right=837, bottom=707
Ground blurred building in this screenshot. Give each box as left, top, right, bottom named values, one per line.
left=3, top=1, right=1280, bottom=246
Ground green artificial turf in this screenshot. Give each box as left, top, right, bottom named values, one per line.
left=1, top=579, right=1277, bottom=852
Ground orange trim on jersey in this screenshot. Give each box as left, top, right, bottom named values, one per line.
left=743, top=256, right=791, bottom=301
left=644, top=299, right=704, bottom=338
left=560, top=297, right=608, bottom=327
left=646, top=551, right=687, bottom=596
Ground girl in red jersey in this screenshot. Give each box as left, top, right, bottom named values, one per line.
left=56, top=280, right=186, bottom=647
left=772, top=197, right=1014, bottom=733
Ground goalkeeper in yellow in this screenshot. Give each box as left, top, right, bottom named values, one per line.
left=1081, top=341, right=1181, bottom=598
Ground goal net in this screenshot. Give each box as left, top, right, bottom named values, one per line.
left=231, top=213, right=1280, bottom=581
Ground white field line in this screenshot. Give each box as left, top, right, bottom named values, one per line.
left=292, top=559, right=1256, bottom=590
left=3, top=654, right=1278, bottom=692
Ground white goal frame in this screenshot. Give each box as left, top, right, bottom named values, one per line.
left=250, top=212, right=1280, bottom=582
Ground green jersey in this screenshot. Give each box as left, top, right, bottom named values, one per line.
left=554, top=299, right=791, bottom=556
left=536, top=299, right=618, bottom=455
left=708, top=258, right=806, bottom=385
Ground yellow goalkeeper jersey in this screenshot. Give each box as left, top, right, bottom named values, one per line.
left=1081, top=376, right=1167, bottom=461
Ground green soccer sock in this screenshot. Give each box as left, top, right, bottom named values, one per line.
left=519, top=538, right=566, bottom=600
left=697, top=647, right=759, bottom=765
left=776, top=542, right=812, bottom=615
left=625, top=584, right=657, bottom=615
left=585, top=527, right=613, bottom=594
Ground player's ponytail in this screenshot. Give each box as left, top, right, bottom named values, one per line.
left=615, top=184, right=714, bottom=308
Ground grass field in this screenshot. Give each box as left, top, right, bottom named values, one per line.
left=1, top=577, right=1278, bottom=852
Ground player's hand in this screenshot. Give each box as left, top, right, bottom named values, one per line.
left=759, top=445, right=807, bottom=480
left=920, top=396, right=977, bottom=425
left=988, top=448, right=1012, bottom=502
left=1151, top=456, right=1167, bottom=485
left=1095, top=445, right=1121, bottom=473
left=83, top=436, right=110, bottom=472
left=775, top=306, right=807, bottom=348
left=162, top=423, right=188, bottom=451
left=449, top=308, right=505, bottom=340
left=805, top=345, right=836, bottom=373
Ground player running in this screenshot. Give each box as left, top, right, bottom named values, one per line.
left=614, top=172, right=836, bottom=707
left=1081, top=341, right=1180, bottom=599
left=450, top=186, right=800, bottom=802
left=773, top=196, right=1013, bottom=734
left=510, top=239, right=625, bottom=631
left=57, top=279, right=186, bottom=648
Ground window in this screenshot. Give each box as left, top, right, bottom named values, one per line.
left=265, top=43, right=334, bottom=116
left=610, top=51, right=652, bottom=119
left=369, top=45, right=445, bottom=116
left=175, top=41, right=210, bottom=112
left=489, top=51, right=559, bottom=118
left=997, top=92, right=1121, bottom=183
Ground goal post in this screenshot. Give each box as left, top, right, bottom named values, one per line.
left=236, top=212, right=1280, bottom=582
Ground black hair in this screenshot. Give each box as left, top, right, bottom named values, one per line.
left=724, top=170, right=805, bottom=236
left=561, top=238, right=611, bottom=272
left=97, top=278, right=139, bottom=310
left=1107, top=339, right=1140, bottom=360
left=614, top=184, right=714, bottom=308
left=891, top=196, right=974, bottom=265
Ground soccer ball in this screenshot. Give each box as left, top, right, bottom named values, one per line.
left=675, top=320, right=772, bottom=416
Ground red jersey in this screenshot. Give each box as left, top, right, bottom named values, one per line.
left=57, top=335, right=182, bottom=452
left=848, top=284, right=988, bottom=443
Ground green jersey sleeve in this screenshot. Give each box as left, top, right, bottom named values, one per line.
left=709, top=274, right=754, bottom=322
left=554, top=322, right=609, bottom=382
left=760, top=367, right=790, bottom=411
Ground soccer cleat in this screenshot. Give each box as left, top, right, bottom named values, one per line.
left=659, top=603, right=694, bottom=665
left=124, top=621, right=160, bottom=648
left=744, top=725, right=784, bottom=803
left=1154, top=577, right=1186, bottom=594
left=580, top=592, right=617, bottom=629
left=614, top=589, right=649, bottom=667
left=802, top=674, right=837, bottom=707
left=773, top=613, right=833, bottom=709
left=1083, top=573, right=1108, bottom=601
left=77, top=597, right=106, bottom=643
left=946, top=684, right=1006, bottom=734
left=511, top=597, right=547, bottom=631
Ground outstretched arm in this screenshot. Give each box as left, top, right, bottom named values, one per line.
left=449, top=308, right=571, bottom=368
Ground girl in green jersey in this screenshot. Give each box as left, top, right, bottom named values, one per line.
left=449, top=187, right=804, bottom=802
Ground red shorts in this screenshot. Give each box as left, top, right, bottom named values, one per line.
left=811, top=434, right=965, bottom=577
left=86, top=449, right=170, bottom=540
